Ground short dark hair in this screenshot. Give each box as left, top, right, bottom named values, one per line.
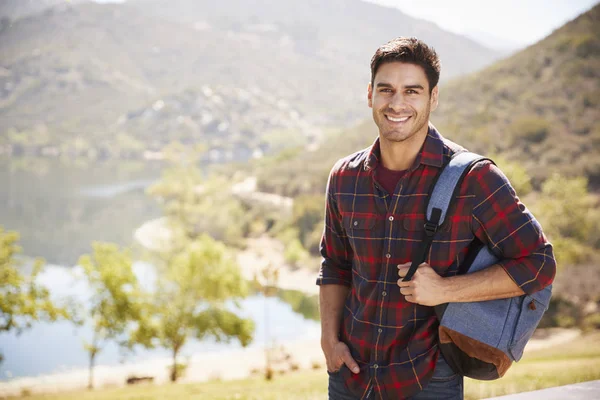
left=370, top=37, right=441, bottom=93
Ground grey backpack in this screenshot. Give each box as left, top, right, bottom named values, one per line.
left=403, top=151, right=552, bottom=380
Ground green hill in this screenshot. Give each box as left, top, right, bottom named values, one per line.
left=433, top=3, right=600, bottom=187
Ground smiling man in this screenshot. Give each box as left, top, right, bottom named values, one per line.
left=317, top=37, right=555, bottom=400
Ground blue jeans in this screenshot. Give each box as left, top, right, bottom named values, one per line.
left=328, top=354, right=463, bottom=400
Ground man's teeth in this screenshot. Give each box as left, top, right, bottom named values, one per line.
left=387, top=116, right=410, bottom=122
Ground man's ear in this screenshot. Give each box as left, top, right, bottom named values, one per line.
left=367, top=83, right=373, bottom=108
left=430, top=86, right=439, bottom=112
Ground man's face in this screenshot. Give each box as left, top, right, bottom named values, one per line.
left=368, top=62, right=438, bottom=143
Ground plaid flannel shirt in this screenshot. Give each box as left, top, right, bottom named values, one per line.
left=317, top=125, right=556, bottom=399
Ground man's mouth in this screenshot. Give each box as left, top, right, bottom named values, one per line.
left=385, top=115, right=411, bottom=123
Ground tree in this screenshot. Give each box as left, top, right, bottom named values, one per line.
left=253, top=262, right=280, bottom=380
left=491, top=156, right=533, bottom=197
left=146, top=145, right=247, bottom=248
left=77, top=242, right=144, bottom=389
left=0, top=226, right=70, bottom=363
left=531, top=174, right=599, bottom=266
left=132, top=234, right=254, bottom=382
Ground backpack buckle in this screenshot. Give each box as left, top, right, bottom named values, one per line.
left=424, top=221, right=438, bottom=237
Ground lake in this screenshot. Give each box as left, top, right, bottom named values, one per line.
left=0, top=157, right=164, bottom=266
left=0, top=156, right=320, bottom=380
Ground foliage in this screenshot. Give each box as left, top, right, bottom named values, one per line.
left=489, top=156, right=533, bottom=197
left=0, top=226, right=70, bottom=362
left=146, top=146, right=248, bottom=248
left=77, top=242, right=145, bottom=388
left=508, top=117, right=551, bottom=144
left=131, top=235, right=255, bottom=382
left=283, top=238, right=309, bottom=267
left=277, top=289, right=319, bottom=321
left=290, top=195, right=325, bottom=254
left=530, top=174, right=599, bottom=266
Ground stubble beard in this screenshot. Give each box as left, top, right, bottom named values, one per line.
left=377, top=105, right=431, bottom=144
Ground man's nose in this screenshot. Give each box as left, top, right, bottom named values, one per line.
left=388, top=93, right=406, bottom=111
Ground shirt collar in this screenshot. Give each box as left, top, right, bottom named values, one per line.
left=363, top=123, right=445, bottom=171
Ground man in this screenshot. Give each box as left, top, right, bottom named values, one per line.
left=317, top=37, right=556, bottom=400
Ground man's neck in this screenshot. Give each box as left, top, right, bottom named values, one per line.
left=379, top=125, right=429, bottom=171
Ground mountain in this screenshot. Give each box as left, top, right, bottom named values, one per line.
left=0, top=0, right=500, bottom=159
left=462, top=30, right=523, bottom=53
left=254, top=4, right=600, bottom=196
left=434, top=3, right=599, bottom=187
left=0, top=0, right=85, bottom=20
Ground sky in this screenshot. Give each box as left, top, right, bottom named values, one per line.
left=366, top=0, right=598, bottom=49
left=93, top=0, right=598, bottom=50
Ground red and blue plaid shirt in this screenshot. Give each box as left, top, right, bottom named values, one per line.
left=317, top=125, right=556, bottom=399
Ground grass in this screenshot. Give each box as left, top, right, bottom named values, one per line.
left=14, top=332, right=600, bottom=400
left=464, top=330, right=600, bottom=399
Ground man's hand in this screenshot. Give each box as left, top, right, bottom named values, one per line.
left=322, top=339, right=360, bottom=374
left=397, top=262, right=447, bottom=306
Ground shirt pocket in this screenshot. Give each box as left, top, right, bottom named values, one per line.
left=343, top=214, right=377, bottom=238
left=342, top=214, right=381, bottom=272
left=400, top=215, right=457, bottom=272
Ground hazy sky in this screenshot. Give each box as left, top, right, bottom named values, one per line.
left=366, top=0, right=598, bottom=48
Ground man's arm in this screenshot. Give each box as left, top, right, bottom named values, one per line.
left=397, top=262, right=524, bottom=306
left=320, top=285, right=360, bottom=373
left=397, top=161, right=555, bottom=306
left=317, top=164, right=359, bottom=373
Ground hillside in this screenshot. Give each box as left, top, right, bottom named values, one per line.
left=0, top=0, right=85, bottom=20
left=255, top=4, right=600, bottom=195
left=434, top=3, right=600, bottom=187
left=0, top=0, right=499, bottom=160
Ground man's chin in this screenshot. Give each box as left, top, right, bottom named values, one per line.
left=381, top=130, right=412, bottom=143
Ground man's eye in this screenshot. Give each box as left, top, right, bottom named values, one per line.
left=380, top=89, right=392, bottom=93
left=406, top=90, right=417, bottom=94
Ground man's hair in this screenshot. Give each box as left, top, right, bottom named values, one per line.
left=370, top=37, right=441, bottom=93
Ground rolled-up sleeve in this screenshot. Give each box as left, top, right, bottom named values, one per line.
left=316, top=164, right=353, bottom=287
left=470, top=162, right=556, bottom=294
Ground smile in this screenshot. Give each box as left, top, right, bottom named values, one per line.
left=385, top=115, right=411, bottom=122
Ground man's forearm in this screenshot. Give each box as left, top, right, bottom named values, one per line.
left=443, top=264, right=525, bottom=303
left=319, top=284, right=350, bottom=347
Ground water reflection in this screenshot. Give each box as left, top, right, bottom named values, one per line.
left=0, top=264, right=320, bottom=380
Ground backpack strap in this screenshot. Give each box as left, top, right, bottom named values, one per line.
left=402, top=151, right=491, bottom=281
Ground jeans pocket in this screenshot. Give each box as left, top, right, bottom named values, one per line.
left=429, top=354, right=458, bottom=382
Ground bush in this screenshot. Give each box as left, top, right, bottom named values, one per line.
left=284, top=238, right=309, bottom=267
left=509, top=116, right=551, bottom=144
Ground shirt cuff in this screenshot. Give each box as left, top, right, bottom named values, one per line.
left=316, top=260, right=352, bottom=287
left=496, top=248, right=556, bottom=295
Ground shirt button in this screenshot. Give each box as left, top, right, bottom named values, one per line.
left=388, top=216, right=394, bottom=221
left=353, top=221, right=358, bottom=226
left=378, top=328, right=383, bottom=333
left=385, top=253, right=391, bottom=259
left=374, top=364, right=379, bottom=369
left=382, top=291, right=387, bottom=297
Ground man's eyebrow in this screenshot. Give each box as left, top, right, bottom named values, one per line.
left=375, top=83, right=425, bottom=90
left=404, top=84, right=425, bottom=90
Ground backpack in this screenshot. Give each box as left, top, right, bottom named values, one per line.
left=402, top=151, right=552, bottom=380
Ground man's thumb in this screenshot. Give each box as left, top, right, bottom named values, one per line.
left=342, top=350, right=360, bottom=374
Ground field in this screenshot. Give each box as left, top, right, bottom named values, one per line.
left=12, top=331, right=600, bottom=400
